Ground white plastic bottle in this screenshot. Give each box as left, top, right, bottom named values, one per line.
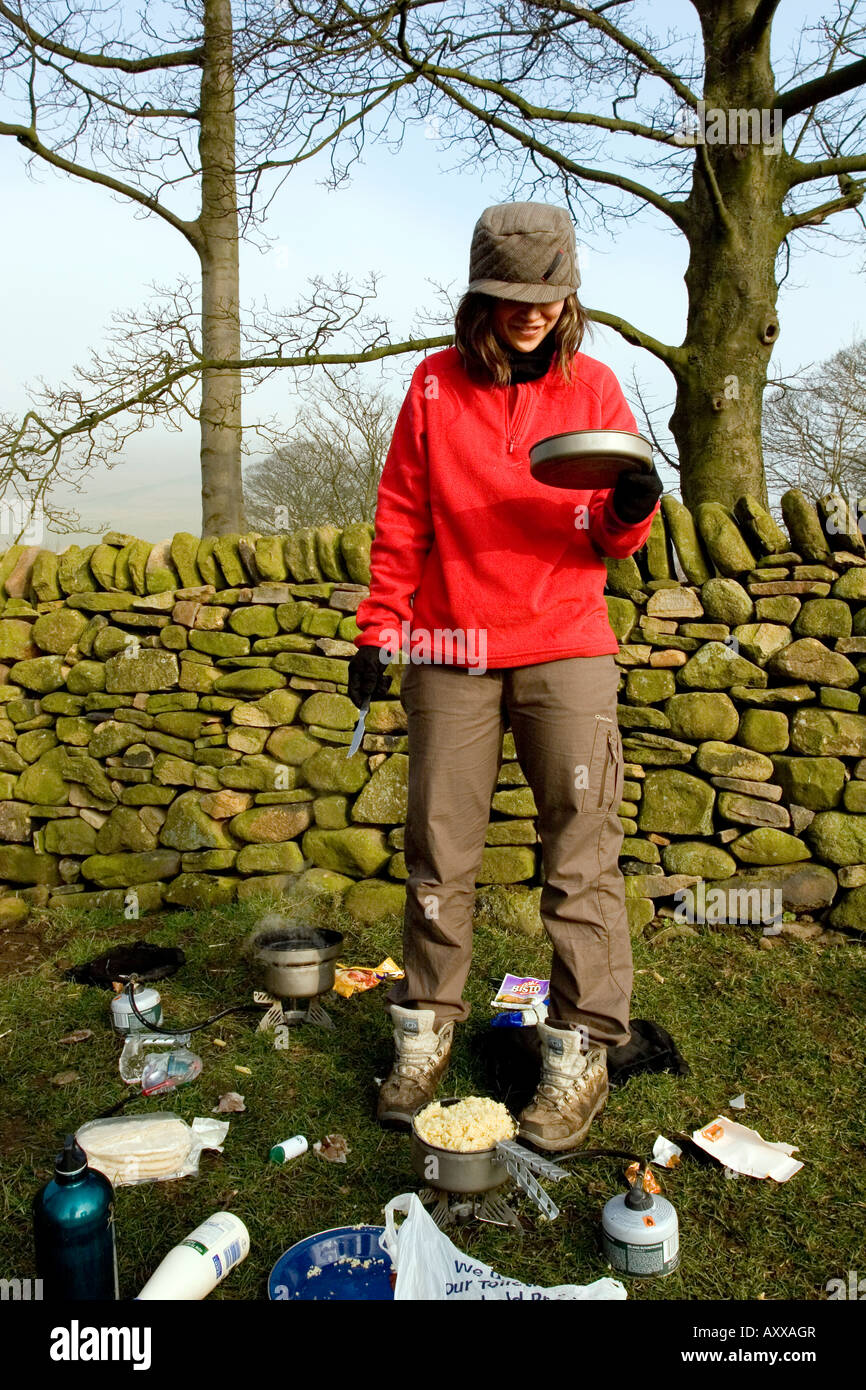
left=137, top=1212, right=250, bottom=1300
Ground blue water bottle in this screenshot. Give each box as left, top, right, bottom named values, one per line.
left=33, top=1134, right=119, bottom=1300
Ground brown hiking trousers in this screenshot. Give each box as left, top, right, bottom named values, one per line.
left=386, top=654, right=633, bottom=1047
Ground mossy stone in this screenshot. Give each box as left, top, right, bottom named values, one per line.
left=474, top=847, right=536, bottom=883
left=344, top=877, right=407, bottom=923
left=163, top=873, right=237, bottom=908
left=789, top=708, right=866, bottom=756
left=80, top=849, right=180, bottom=887
left=731, top=623, right=792, bottom=666
left=0, top=845, right=61, bottom=884
left=170, top=533, right=203, bottom=588
left=313, top=795, right=349, bottom=829
left=16, top=747, right=71, bottom=805
left=104, top=649, right=179, bottom=694
left=298, top=692, right=357, bottom=730
left=339, top=523, right=373, bottom=585
left=351, top=754, right=409, bottom=823
left=9, top=655, right=65, bottom=694
left=678, top=642, right=766, bottom=690
left=299, top=746, right=369, bottom=795
left=625, top=669, right=676, bottom=704
left=254, top=536, right=287, bottom=583
left=663, top=692, right=738, bottom=742
left=694, top=503, right=755, bottom=576
left=645, top=511, right=673, bottom=580
left=229, top=607, right=278, bottom=639
left=0, top=620, right=37, bottom=661
left=695, top=741, right=774, bottom=780
left=699, top=578, right=754, bottom=626
left=236, top=841, right=304, bottom=875
left=771, top=755, right=845, bottom=811
left=793, top=599, right=852, bottom=640
left=605, top=597, right=637, bottom=642
left=620, top=837, right=660, bottom=864
left=738, top=708, right=789, bottom=753
left=157, top=790, right=237, bottom=851
left=315, top=525, right=349, bottom=581
left=230, top=803, right=313, bottom=843
left=265, top=727, right=320, bottom=766
left=660, top=495, right=712, bottom=584
left=661, top=841, right=736, bottom=877
left=780, top=489, right=830, bottom=562
left=284, top=528, right=322, bottom=583
left=95, top=807, right=158, bottom=853
left=302, top=826, right=390, bottom=877
left=212, top=536, right=246, bottom=587
left=31, top=551, right=61, bottom=602
left=638, top=769, right=715, bottom=835
left=44, top=818, right=98, bottom=856
left=57, top=545, right=96, bottom=595
left=213, top=669, right=286, bottom=697
left=755, top=596, right=801, bottom=624
left=733, top=495, right=789, bottom=555
left=604, top=555, right=645, bottom=598
left=730, top=829, right=810, bottom=865
left=67, top=661, right=107, bottom=695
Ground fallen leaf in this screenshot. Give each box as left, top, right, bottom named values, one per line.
left=313, top=1133, right=350, bottom=1164
left=213, top=1091, right=246, bottom=1113
left=50, top=1071, right=80, bottom=1087
left=58, top=1029, right=93, bottom=1045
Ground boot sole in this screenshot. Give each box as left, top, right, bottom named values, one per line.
left=518, top=1090, right=608, bottom=1152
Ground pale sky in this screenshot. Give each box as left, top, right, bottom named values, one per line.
left=0, top=0, right=862, bottom=548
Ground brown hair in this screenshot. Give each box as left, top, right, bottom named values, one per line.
left=454, top=292, right=591, bottom=385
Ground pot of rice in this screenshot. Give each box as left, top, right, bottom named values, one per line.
left=410, top=1096, right=518, bottom=1194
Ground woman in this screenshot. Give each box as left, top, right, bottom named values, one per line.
left=348, top=202, right=663, bottom=1150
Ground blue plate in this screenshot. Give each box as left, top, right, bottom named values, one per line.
left=268, top=1225, right=394, bottom=1301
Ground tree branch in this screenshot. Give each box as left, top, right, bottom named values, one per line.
left=0, top=2, right=204, bottom=72
left=784, top=183, right=866, bottom=231
left=788, top=154, right=866, bottom=187
left=584, top=307, right=682, bottom=370
left=0, top=119, right=203, bottom=251
left=778, top=56, right=866, bottom=124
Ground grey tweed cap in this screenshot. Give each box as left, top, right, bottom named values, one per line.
left=467, top=201, right=580, bottom=302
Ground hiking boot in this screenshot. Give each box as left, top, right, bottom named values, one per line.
left=517, top=1019, right=608, bottom=1151
left=376, top=1004, right=454, bottom=1128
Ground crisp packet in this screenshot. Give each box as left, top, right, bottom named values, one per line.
left=333, top=957, right=404, bottom=999
left=491, top=974, right=550, bottom=1009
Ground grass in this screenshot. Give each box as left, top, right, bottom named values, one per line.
left=0, top=895, right=864, bottom=1301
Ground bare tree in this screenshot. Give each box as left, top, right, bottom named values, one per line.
left=762, top=337, right=866, bottom=502
left=4, top=0, right=865, bottom=531
left=272, top=0, right=866, bottom=510
left=0, top=0, right=429, bottom=535
left=244, top=374, right=397, bottom=528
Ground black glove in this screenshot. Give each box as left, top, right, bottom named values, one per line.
left=611, top=463, right=663, bottom=525
left=347, top=644, right=393, bottom=707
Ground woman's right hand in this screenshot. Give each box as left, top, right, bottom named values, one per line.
left=348, top=645, right=394, bottom=707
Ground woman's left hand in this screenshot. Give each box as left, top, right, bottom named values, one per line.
left=611, top=462, right=663, bottom=525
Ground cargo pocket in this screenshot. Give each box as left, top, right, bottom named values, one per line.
left=580, top=714, right=620, bottom=815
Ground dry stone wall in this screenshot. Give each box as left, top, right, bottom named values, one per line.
left=1, top=492, right=866, bottom=938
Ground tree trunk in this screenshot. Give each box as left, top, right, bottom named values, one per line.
left=198, top=0, right=243, bottom=535
left=671, top=3, right=789, bottom=512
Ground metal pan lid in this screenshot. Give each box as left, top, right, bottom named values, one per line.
left=529, top=429, right=654, bottom=470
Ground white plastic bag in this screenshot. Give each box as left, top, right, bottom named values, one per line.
left=381, top=1193, right=627, bottom=1301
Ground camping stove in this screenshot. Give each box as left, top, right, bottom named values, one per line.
left=245, top=919, right=344, bottom=1031
left=410, top=1099, right=567, bottom=1230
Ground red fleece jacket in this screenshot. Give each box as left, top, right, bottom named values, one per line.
left=355, top=345, right=659, bottom=668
